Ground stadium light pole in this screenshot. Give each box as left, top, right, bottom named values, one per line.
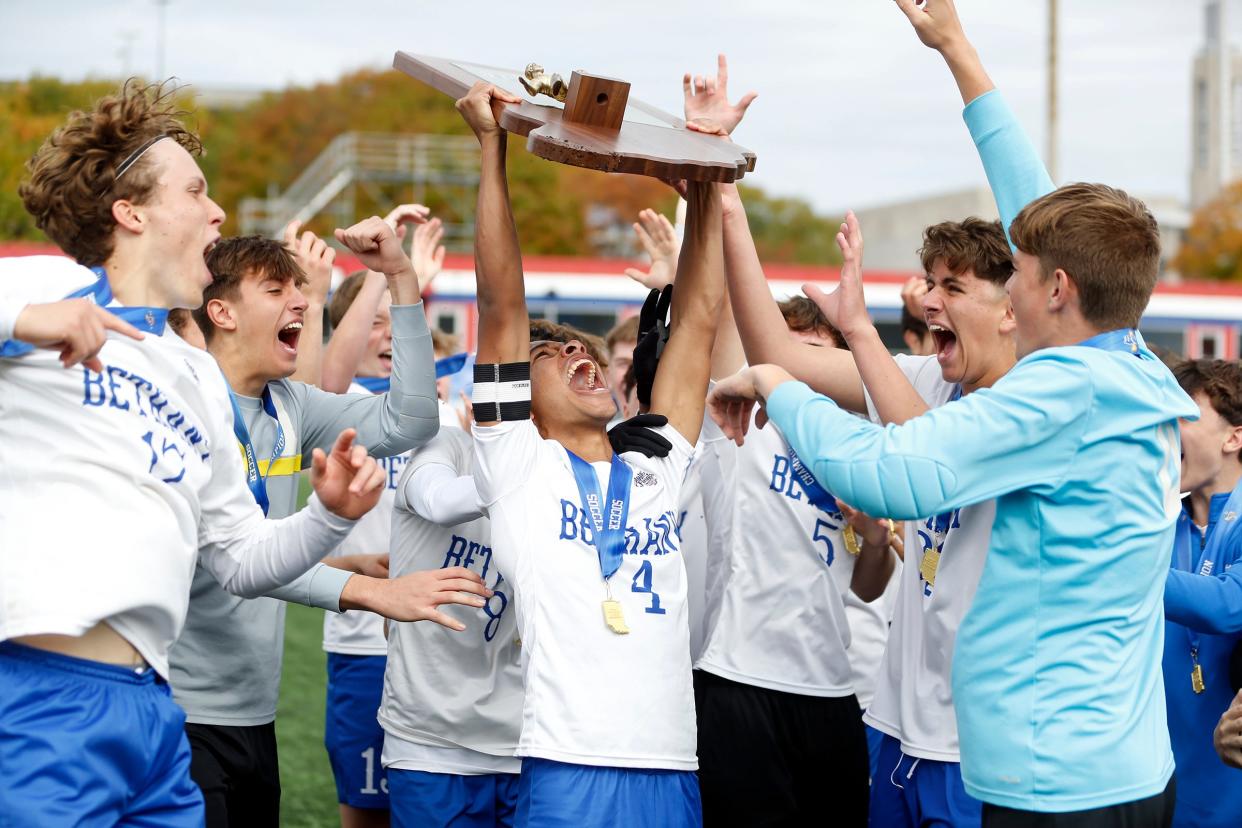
left=1047, top=0, right=1059, bottom=184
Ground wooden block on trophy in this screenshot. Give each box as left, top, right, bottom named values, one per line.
left=562, top=72, right=630, bottom=130
left=393, top=52, right=757, bottom=182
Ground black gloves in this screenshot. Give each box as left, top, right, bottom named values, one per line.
left=633, top=284, right=673, bottom=408
left=608, top=413, right=673, bottom=459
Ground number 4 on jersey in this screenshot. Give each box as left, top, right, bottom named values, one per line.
left=631, top=559, right=666, bottom=615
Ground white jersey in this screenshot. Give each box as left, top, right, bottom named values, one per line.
left=379, top=425, right=522, bottom=773
left=678, top=448, right=710, bottom=660
left=862, top=354, right=993, bottom=762
left=473, top=420, right=697, bottom=771
left=0, top=256, right=355, bottom=677
left=844, top=559, right=902, bottom=709
left=695, top=409, right=856, bottom=696
left=321, top=382, right=403, bottom=656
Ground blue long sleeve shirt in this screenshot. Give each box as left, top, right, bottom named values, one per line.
left=766, top=335, right=1195, bottom=811
left=1163, top=491, right=1242, bottom=827
left=963, top=89, right=1054, bottom=245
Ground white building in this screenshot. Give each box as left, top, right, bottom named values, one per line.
left=855, top=187, right=1188, bottom=277
left=1191, top=0, right=1242, bottom=208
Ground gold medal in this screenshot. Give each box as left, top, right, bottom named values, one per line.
left=919, top=548, right=939, bottom=587
left=843, top=525, right=861, bottom=556
left=602, top=599, right=630, bottom=635
left=1192, top=662, right=1206, bottom=694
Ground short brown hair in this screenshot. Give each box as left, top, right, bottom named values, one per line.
left=919, top=218, right=1012, bottom=288
left=328, top=270, right=370, bottom=330
left=1009, top=183, right=1160, bottom=331
left=777, top=296, right=844, bottom=349
left=530, top=319, right=608, bottom=367
left=1174, top=359, right=1242, bottom=428
left=605, top=316, right=640, bottom=353
left=19, top=79, right=202, bottom=266
left=193, top=236, right=305, bottom=343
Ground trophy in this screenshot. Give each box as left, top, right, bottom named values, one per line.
left=393, top=52, right=757, bottom=182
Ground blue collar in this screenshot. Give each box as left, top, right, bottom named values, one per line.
left=1076, top=328, right=1144, bottom=356
left=0, top=266, right=168, bottom=358
left=77, top=266, right=169, bottom=335
left=1209, top=491, right=1232, bottom=531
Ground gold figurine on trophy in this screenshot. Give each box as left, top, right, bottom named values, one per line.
left=519, top=63, right=568, bottom=102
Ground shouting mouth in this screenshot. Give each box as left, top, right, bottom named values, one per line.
left=929, top=322, right=958, bottom=365
left=277, top=321, right=302, bottom=355
left=565, top=357, right=609, bottom=395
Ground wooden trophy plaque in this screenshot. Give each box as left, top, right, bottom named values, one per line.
left=393, top=52, right=757, bottom=182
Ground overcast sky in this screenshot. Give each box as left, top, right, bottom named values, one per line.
left=0, top=1, right=1231, bottom=213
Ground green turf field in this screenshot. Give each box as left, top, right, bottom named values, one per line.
left=276, top=600, right=339, bottom=827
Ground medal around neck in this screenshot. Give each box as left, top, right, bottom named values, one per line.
left=565, top=450, right=634, bottom=635
left=602, top=599, right=630, bottom=635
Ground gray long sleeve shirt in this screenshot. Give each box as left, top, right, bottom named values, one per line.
left=169, top=302, right=438, bottom=726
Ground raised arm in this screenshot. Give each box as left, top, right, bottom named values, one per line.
left=895, top=0, right=1053, bottom=238
left=722, top=191, right=867, bottom=413
left=320, top=269, right=387, bottom=394
left=648, top=180, right=724, bottom=445
left=804, top=212, right=930, bottom=424
left=286, top=221, right=335, bottom=388
left=894, top=0, right=994, bottom=105
left=458, top=83, right=527, bottom=386
left=321, top=211, right=445, bottom=394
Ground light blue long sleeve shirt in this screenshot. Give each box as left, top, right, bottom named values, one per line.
left=763, top=86, right=1198, bottom=811
left=963, top=89, right=1054, bottom=246
left=766, top=337, right=1195, bottom=812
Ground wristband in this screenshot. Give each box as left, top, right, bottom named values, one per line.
left=472, top=361, right=531, bottom=421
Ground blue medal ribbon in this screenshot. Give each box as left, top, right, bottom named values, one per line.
left=787, top=445, right=840, bottom=514
left=435, top=351, right=468, bottom=378
left=353, top=352, right=468, bottom=395
left=566, top=450, right=633, bottom=580
left=228, top=386, right=286, bottom=516
left=0, top=266, right=167, bottom=358
left=354, top=375, right=390, bottom=394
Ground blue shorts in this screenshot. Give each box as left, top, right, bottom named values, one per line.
left=324, top=652, right=389, bottom=809
left=516, top=757, right=702, bottom=828
left=0, top=640, right=204, bottom=827
left=389, top=769, right=519, bottom=828
left=869, top=733, right=982, bottom=828
left=865, top=721, right=886, bottom=783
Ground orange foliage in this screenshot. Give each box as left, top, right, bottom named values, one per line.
left=1174, top=181, right=1242, bottom=281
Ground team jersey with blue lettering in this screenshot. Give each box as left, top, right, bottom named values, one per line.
left=765, top=338, right=1197, bottom=812
left=324, top=396, right=462, bottom=657
left=861, top=354, right=993, bottom=761
left=0, top=256, right=358, bottom=678
left=695, top=408, right=856, bottom=696
left=473, top=420, right=696, bottom=770
left=321, top=381, right=408, bottom=657
left=380, top=424, right=521, bottom=774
